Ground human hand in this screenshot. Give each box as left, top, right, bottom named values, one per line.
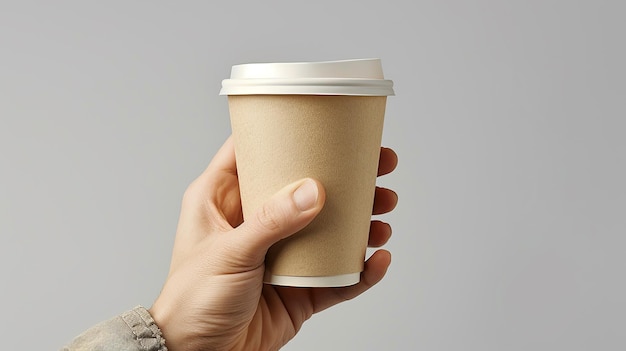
left=149, top=136, right=398, bottom=351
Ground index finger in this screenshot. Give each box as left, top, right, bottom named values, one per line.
left=202, top=135, right=237, bottom=177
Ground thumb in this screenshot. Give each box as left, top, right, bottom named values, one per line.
left=231, top=178, right=325, bottom=265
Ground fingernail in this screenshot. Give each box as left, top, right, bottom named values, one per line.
left=293, top=179, right=318, bottom=211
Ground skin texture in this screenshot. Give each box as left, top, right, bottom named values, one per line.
left=149, top=136, right=398, bottom=351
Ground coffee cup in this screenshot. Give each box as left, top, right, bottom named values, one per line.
left=220, top=59, right=394, bottom=287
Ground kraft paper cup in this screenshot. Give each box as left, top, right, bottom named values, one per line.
left=220, top=59, right=394, bottom=287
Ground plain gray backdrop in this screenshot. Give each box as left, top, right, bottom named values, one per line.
left=1, top=1, right=624, bottom=350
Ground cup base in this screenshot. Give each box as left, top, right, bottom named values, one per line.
left=264, top=272, right=361, bottom=287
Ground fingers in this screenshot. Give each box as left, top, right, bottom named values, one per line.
left=368, top=220, right=392, bottom=247
left=341, top=249, right=392, bottom=299
left=202, top=136, right=237, bottom=177
left=310, top=250, right=392, bottom=314
left=182, top=136, right=238, bottom=212
left=372, top=187, right=398, bottom=215
left=229, top=178, right=326, bottom=266
left=378, top=147, right=398, bottom=176
left=374, top=147, right=398, bottom=216
left=177, top=136, right=242, bottom=240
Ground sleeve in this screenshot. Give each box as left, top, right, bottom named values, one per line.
left=61, top=306, right=168, bottom=351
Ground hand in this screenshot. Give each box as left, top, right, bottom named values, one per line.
left=149, top=136, right=398, bottom=351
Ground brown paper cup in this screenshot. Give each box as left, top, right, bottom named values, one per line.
left=221, top=59, right=394, bottom=287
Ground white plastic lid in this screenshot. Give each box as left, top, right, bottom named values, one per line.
left=220, top=58, right=394, bottom=96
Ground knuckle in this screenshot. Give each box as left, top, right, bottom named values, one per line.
left=182, top=179, right=202, bottom=206
left=255, top=202, right=284, bottom=232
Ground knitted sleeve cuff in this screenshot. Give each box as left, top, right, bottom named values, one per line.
left=121, top=306, right=168, bottom=351
left=61, top=306, right=168, bottom=351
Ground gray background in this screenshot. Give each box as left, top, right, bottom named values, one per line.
left=1, top=1, right=624, bottom=350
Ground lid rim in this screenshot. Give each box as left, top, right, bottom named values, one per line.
left=230, top=58, right=386, bottom=79
left=221, top=58, right=394, bottom=96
